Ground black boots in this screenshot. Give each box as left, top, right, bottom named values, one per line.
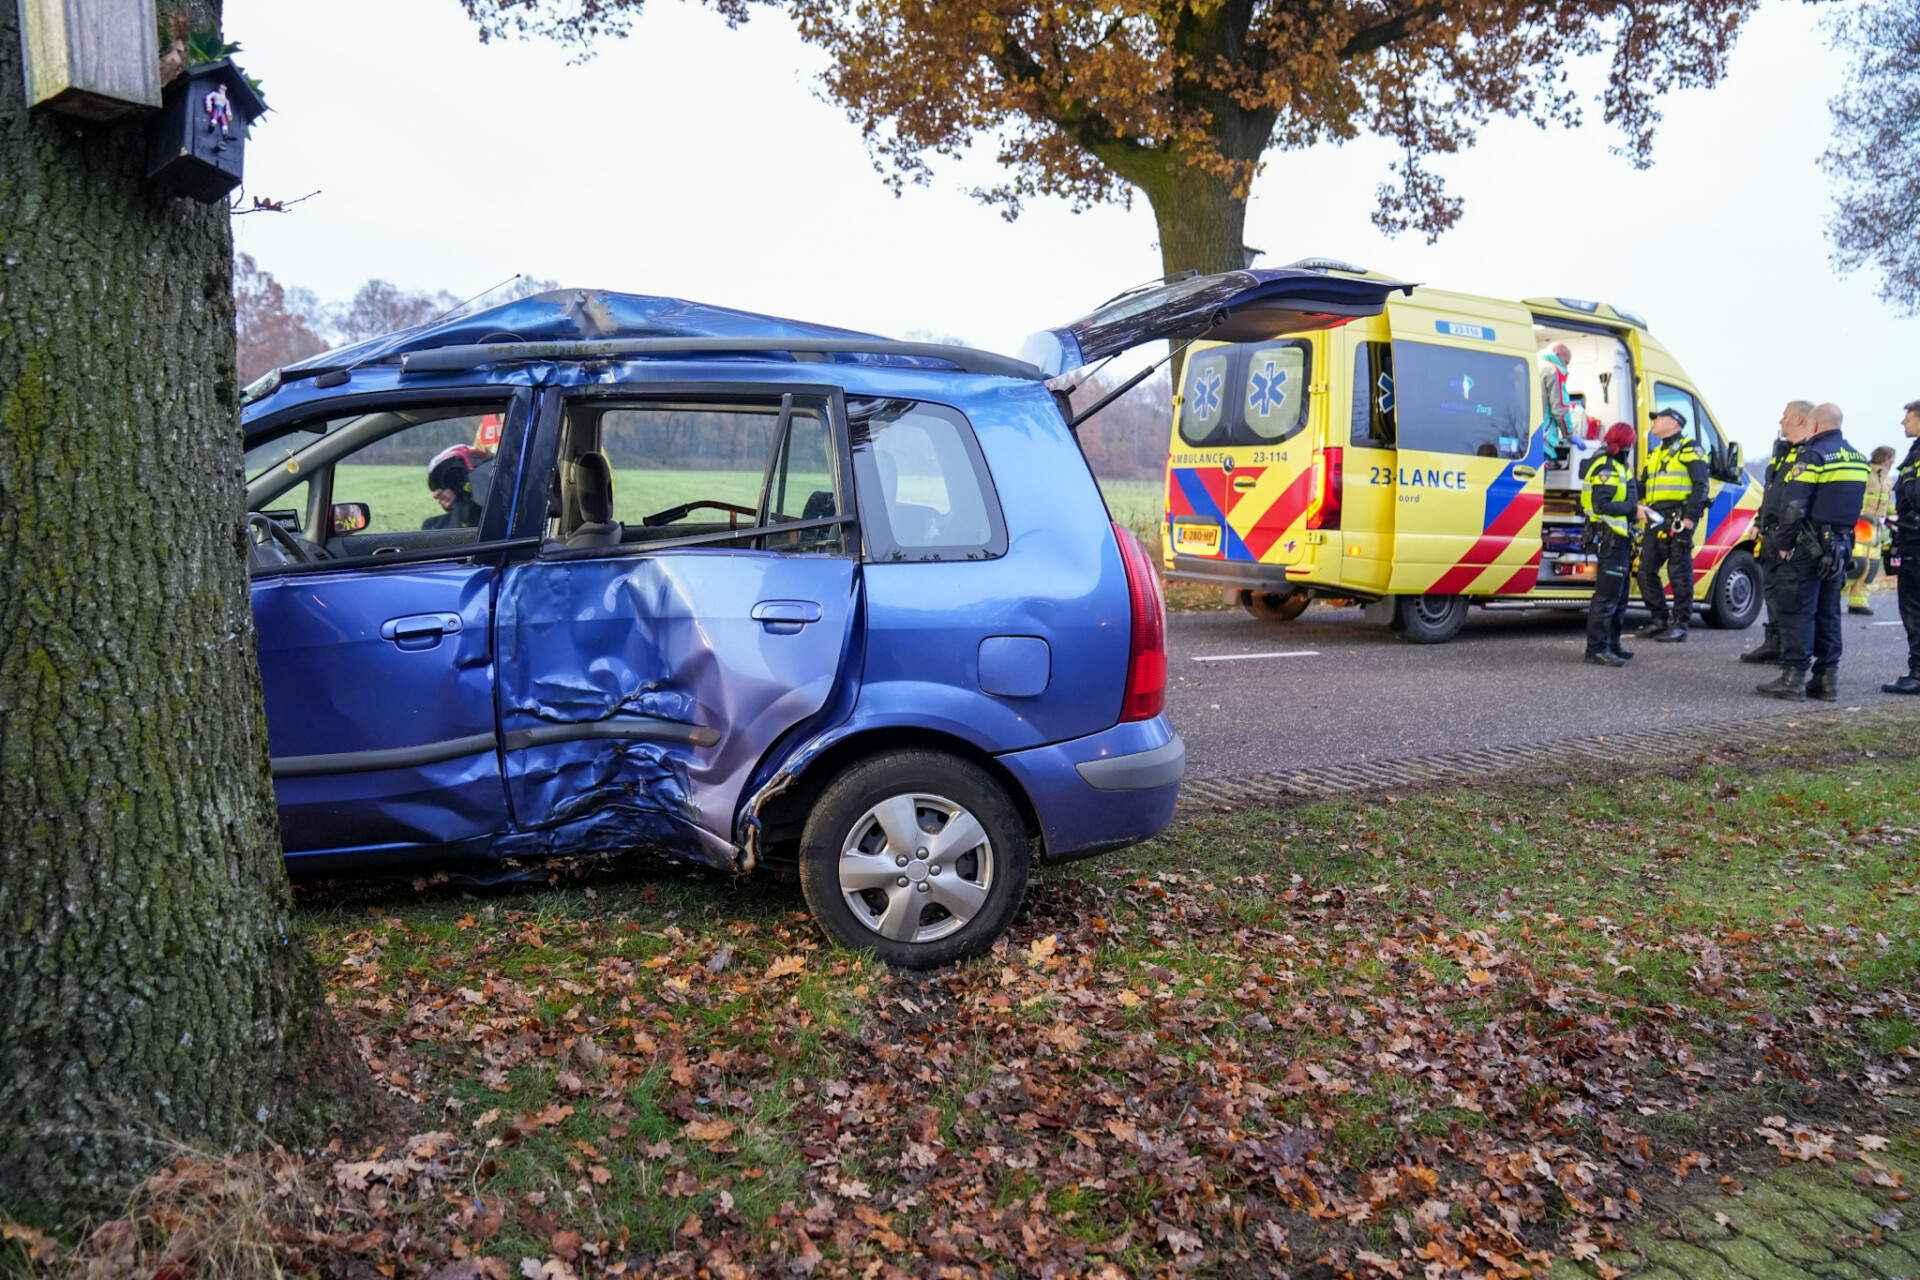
left=1636, top=620, right=1670, bottom=637
left=1648, top=625, right=1687, bottom=643
left=1756, top=667, right=1808, bottom=700
left=1885, top=670, right=1920, bottom=695
left=1585, top=650, right=1627, bottom=667
left=1613, top=645, right=1635, bottom=659
left=1807, top=668, right=1839, bottom=702
left=1740, top=633, right=1781, bottom=664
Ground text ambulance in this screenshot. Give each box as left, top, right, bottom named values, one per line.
left=1160, top=262, right=1763, bottom=642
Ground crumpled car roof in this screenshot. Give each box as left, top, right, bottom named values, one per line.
left=282, top=288, right=898, bottom=374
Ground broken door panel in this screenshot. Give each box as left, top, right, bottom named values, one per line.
left=493, top=550, right=859, bottom=866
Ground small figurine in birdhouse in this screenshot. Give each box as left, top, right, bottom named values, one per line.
left=146, top=58, right=267, bottom=203
left=204, top=84, right=235, bottom=139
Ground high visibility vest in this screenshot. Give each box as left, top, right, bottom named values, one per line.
left=1583, top=455, right=1634, bottom=538
left=1643, top=437, right=1703, bottom=506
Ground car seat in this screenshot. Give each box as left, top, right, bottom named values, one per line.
left=548, top=453, right=621, bottom=551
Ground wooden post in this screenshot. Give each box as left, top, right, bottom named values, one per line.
left=17, top=0, right=160, bottom=120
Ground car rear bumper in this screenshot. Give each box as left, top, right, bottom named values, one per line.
left=997, top=717, right=1184, bottom=866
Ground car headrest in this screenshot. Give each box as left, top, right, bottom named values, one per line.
left=574, top=453, right=614, bottom=525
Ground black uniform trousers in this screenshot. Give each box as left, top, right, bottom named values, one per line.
left=1586, top=533, right=1633, bottom=655
left=1637, top=512, right=1696, bottom=626
left=1777, top=539, right=1852, bottom=673
left=1898, top=544, right=1920, bottom=676
left=1758, top=541, right=1789, bottom=641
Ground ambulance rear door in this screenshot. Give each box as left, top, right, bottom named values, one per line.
left=1383, top=294, right=1545, bottom=597
left=1166, top=337, right=1324, bottom=573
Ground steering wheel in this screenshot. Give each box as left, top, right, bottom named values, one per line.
left=639, top=500, right=759, bottom=529
left=247, top=512, right=315, bottom=570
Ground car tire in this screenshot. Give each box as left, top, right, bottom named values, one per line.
left=1703, top=548, right=1763, bottom=630
left=1389, top=593, right=1468, bottom=644
left=798, top=750, right=1030, bottom=970
left=1245, top=590, right=1309, bottom=623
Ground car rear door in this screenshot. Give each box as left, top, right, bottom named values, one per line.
left=1381, top=298, right=1546, bottom=596
left=491, top=386, right=860, bottom=864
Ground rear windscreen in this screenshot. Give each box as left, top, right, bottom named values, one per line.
left=1177, top=340, right=1312, bottom=448
left=1390, top=341, right=1531, bottom=459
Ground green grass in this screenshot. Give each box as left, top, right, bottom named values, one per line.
left=288, top=715, right=1920, bottom=1274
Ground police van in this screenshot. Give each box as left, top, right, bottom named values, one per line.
left=1160, top=261, right=1764, bottom=642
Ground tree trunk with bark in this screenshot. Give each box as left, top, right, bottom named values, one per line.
left=0, top=0, right=308, bottom=1221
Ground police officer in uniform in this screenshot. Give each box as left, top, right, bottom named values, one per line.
left=1757, top=402, right=1869, bottom=701
left=1883, top=400, right=1920, bottom=695
left=1741, top=401, right=1813, bottom=664
left=1635, top=407, right=1709, bottom=642
left=1582, top=422, right=1640, bottom=666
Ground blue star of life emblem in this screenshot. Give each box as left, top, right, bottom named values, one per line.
left=1191, top=365, right=1224, bottom=421
left=1376, top=372, right=1395, bottom=414
left=1248, top=360, right=1289, bottom=417
left=1453, top=374, right=1475, bottom=400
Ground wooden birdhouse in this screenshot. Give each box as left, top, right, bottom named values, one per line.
left=17, top=0, right=161, bottom=121
left=144, top=58, right=266, bottom=204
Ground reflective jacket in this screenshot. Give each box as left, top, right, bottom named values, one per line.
left=1894, top=439, right=1920, bottom=550
left=1777, top=429, right=1869, bottom=544
left=1756, top=438, right=1799, bottom=534
left=1582, top=453, right=1638, bottom=539
left=1861, top=463, right=1893, bottom=523
left=1642, top=434, right=1708, bottom=519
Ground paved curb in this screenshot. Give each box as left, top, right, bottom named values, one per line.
left=1177, top=703, right=1920, bottom=811
left=1545, top=1152, right=1920, bottom=1280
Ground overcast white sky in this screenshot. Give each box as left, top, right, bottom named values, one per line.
left=230, top=0, right=1917, bottom=460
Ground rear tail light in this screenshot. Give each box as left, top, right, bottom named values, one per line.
left=1306, top=447, right=1343, bottom=531
left=1112, top=522, right=1167, bottom=722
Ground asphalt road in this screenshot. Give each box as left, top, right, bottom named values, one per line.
left=1166, top=593, right=1916, bottom=779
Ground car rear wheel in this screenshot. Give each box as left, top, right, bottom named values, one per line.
left=798, top=750, right=1030, bottom=970
left=1703, top=548, right=1763, bottom=630
left=1389, top=593, right=1468, bottom=644
left=1244, top=590, right=1309, bottom=623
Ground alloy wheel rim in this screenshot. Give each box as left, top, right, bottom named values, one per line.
left=838, top=792, right=993, bottom=945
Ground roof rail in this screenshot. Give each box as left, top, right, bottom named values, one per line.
left=398, top=337, right=1044, bottom=381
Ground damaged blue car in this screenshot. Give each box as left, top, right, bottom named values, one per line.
left=240, top=270, right=1403, bottom=966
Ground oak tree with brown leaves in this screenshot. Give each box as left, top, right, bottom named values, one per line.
left=461, top=0, right=1759, bottom=279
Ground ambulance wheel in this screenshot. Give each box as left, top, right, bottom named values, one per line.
left=1703, top=548, right=1764, bottom=630
left=798, top=750, right=1030, bottom=970
left=1245, top=590, right=1309, bottom=623
left=1389, top=593, right=1467, bottom=644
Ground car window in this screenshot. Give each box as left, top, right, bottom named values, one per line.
left=765, top=408, right=848, bottom=554
left=1390, top=340, right=1531, bottom=458
left=1177, top=340, right=1313, bottom=447
left=331, top=414, right=501, bottom=535
left=849, top=399, right=1006, bottom=562
left=599, top=406, right=780, bottom=528
left=1349, top=340, right=1396, bottom=448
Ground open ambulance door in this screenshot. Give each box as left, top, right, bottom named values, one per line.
left=1381, top=296, right=1545, bottom=599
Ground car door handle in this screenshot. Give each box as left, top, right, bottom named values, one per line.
left=751, top=600, right=823, bottom=634
left=379, top=612, right=463, bottom=650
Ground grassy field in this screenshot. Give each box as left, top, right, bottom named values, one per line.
left=323, top=465, right=1164, bottom=540
left=25, top=713, right=1905, bottom=1279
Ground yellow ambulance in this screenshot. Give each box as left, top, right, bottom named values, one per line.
left=1160, top=260, right=1764, bottom=642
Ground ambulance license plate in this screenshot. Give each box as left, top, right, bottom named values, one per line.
left=1172, top=520, right=1221, bottom=555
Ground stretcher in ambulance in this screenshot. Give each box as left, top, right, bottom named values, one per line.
left=1160, top=263, right=1763, bottom=643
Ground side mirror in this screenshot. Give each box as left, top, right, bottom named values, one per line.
left=1725, top=441, right=1743, bottom=479
left=329, top=502, right=371, bottom=535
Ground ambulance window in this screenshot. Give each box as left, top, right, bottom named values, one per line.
left=1350, top=341, right=1396, bottom=448
left=1652, top=383, right=1694, bottom=430
left=1390, top=341, right=1531, bottom=458
left=1693, top=401, right=1736, bottom=479
left=1177, top=348, right=1235, bottom=447
left=1237, top=341, right=1310, bottom=444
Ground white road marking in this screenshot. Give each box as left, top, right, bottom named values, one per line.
left=1872, top=621, right=1902, bottom=627
left=1190, top=650, right=1321, bottom=662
